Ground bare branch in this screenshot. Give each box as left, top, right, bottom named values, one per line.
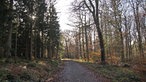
left=84, top=0, right=94, bottom=13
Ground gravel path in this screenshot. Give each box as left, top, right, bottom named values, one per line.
left=59, top=60, right=110, bottom=82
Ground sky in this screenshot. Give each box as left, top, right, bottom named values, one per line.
left=55, top=0, right=74, bottom=31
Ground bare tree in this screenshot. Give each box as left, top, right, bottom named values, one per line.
left=84, top=0, right=106, bottom=63
left=130, top=0, right=144, bottom=59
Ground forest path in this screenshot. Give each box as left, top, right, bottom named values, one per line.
left=59, top=60, right=110, bottom=82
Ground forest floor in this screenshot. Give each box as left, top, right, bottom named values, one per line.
left=0, top=58, right=62, bottom=82
left=0, top=58, right=145, bottom=82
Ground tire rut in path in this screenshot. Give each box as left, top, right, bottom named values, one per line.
left=59, top=60, right=110, bottom=82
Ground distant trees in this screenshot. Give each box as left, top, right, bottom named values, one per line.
left=69, top=0, right=105, bottom=63
left=67, top=0, right=146, bottom=64
left=130, top=0, right=145, bottom=59
left=0, top=0, right=61, bottom=60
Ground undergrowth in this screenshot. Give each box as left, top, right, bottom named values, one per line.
left=81, top=62, right=141, bottom=82
left=0, top=58, right=61, bottom=82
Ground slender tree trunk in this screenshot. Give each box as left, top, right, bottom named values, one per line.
left=30, top=21, right=33, bottom=60
left=15, top=27, right=18, bottom=58
left=48, top=42, right=52, bottom=59
left=25, top=35, right=30, bottom=59
left=65, top=39, right=69, bottom=58
left=82, top=26, right=86, bottom=61
left=41, top=32, right=44, bottom=58
left=134, top=3, right=144, bottom=59
left=79, top=28, right=82, bottom=59
left=119, top=29, right=124, bottom=62
left=5, top=26, right=13, bottom=57
left=5, top=0, right=13, bottom=58
left=85, top=25, right=89, bottom=62
left=89, top=31, right=93, bottom=52
left=75, top=35, right=79, bottom=59
left=93, top=27, right=96, bottom=52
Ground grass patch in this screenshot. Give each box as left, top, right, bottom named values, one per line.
left=80, top=62, right=141, bottom=82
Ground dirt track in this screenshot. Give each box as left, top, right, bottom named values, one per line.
left=59, top=60, right=110, bottom=82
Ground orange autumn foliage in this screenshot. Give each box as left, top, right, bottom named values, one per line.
left=90, top=52, right=101, bottom=63
left=107, top=55, right=120, bottom=65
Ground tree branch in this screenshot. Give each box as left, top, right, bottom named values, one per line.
left=84, top=0, right=94, bottom=14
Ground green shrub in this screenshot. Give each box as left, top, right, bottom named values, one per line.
left=117, top=72, right=140, bottom=82
left=0, top=69, right=9, bottom=81
left=50, top=60, right=58, bottom=67
left=6, top=74, right=17, bottom=81
left=44, top=67, right=51, bottom=73
left=5, top=58, right=16, bottom=64
left=111, top=68, right=139, bottom=81
left=27, top=62, right=36, bottom=68
left=0, top=69, right=18, bottom=82
left=20, top=71, right=31, bottom=81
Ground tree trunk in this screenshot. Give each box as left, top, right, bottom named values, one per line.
left=119, top=28, right=124, bottom=62
left=82, top=25, right=86, bottom=61
left=65, top=39, right=69, bottom=58
left=41, top=31, right=44, bottom=58
left=5, top=0, right=13, bottom=58
left=85, top=25, right=89, bottom=62
left=79, top=28, right=83, bottom=59
left=94, top=0, right=106, bottom=63
left=134, top=3, right=144, bottom=59
left=85, top=0, right=106, bottom=63
left=5, top=26, right=13, bottom=57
